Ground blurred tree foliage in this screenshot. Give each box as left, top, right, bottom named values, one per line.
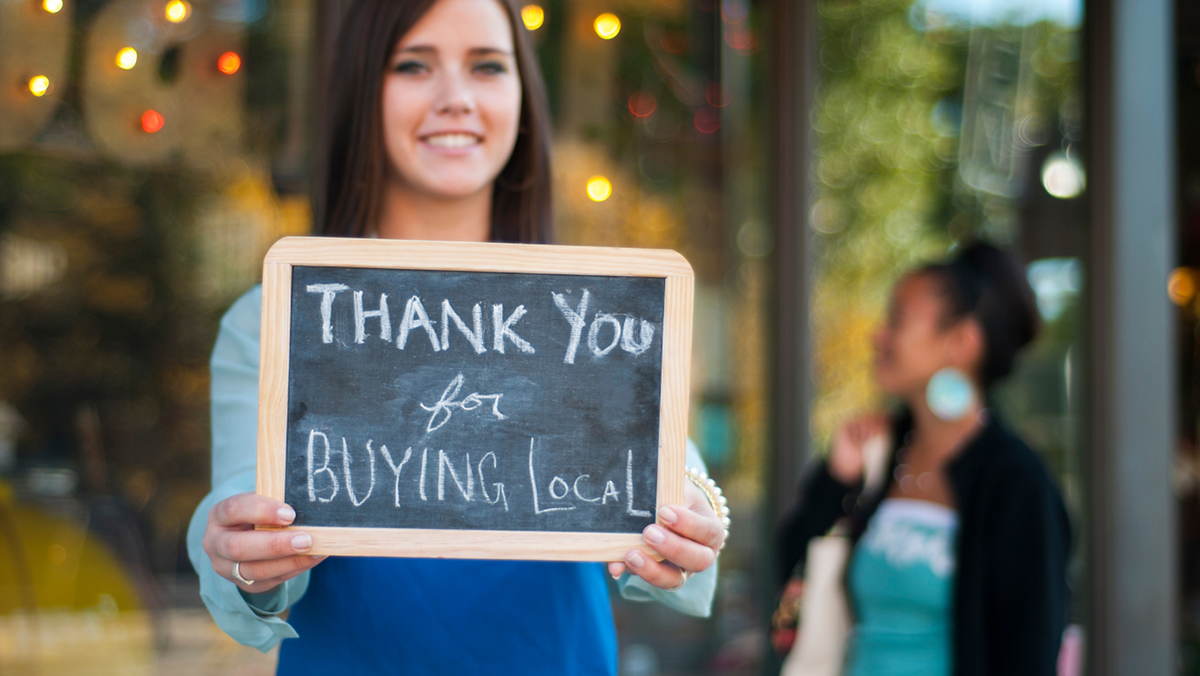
left=809, top=0, right=1082, bottom=444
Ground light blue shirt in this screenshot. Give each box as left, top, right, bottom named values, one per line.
left=845, top=498, right=958, bottom=676
left=185, top=286, right=717, bottom=653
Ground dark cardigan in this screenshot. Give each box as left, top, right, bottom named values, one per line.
left=776, top=411, right=1072, bottom=676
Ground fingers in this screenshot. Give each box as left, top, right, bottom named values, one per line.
left=607, top=562, right=626, bottom=579
left=212, top=492, right=296, bottom=529
left=660, top=502, right=725, bottom=550
left=636, top=507, right=723, bottom=576
left=217, top=555, right=326, bottom=593
left=230, top=554, right=326, bottom=588
left=212, top=528, right=316, bottom=564
left=620, top=548, right=688, bottom=590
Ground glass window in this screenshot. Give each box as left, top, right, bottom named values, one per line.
left=0, top=0, right=768, bottom=672
left=807, top=0, right=1088, bottom=641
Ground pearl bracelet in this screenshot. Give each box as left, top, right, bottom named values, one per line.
left=685, top=467, right=731, bottom=541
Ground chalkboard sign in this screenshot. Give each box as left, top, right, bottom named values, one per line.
left=256, top=237, right=693, bottom=562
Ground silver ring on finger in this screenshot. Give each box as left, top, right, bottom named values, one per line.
left=663, top=568, right=690, bottom=593
left=232, top=561, right=255, bottom=586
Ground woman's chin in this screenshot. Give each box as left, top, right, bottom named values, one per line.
left=411, top=175, right=495, bottom=201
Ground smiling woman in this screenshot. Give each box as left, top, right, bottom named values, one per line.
left=187, top=0, right=723, bottom=674
left=316, top=0, right=552, bottom=244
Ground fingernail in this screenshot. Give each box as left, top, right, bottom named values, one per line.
left=657, top=505, right=678, bottom=524
left=626, top=551, right=646, bottom=568
left=278, top=506, right=296, bottom=524
left=292, top=533, right=312, bottom=551
left=643, top=525, right=666, bottom=544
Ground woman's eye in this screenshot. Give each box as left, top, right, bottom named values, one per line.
left=393, top=60, right=428, bottom=74
left=473, top=61, right=507, bottom=75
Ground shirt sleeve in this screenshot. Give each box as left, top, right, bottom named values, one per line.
left=185, top=286, right=311, bottom=652
left=615, top=439, right=719, bottom=618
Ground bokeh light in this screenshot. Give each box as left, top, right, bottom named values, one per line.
left=42, top=0, right=63, bottom=13
left=116, top=47, right=138, bottom=70
left=141, top=109, right=165, bottom=134
left=1041, top=152, right=1086, bottom=199
left=628, top=91, right=657, bottom=118
left=1170, top=268, right=1197, bottom=306
left=593, top=13, right=620, bottom=40
left=694, top=108, right=720, bottom=134
left=724, top=26, right=757, bottom=52
left=721, top=0, right=749, bottom=23
left=660, top=31, right=686, bottom=54
left=165, top=0, right=191, bottom=23
left=217, top=51, right=241, bottom=75
left=586, top=176, right=612, bottom=202
left=521, top=5, right=544, bottom=30
left=706, top=83, right=731, bottom=108
left=28, top=76, right=51, bottom=97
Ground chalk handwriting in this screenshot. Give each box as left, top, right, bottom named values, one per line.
left=379, top=444, right=413, bottom=507
left=354, top=291, right=391, bottom=343
left=552, top=290, right=590, bottom=364
left=302, top=429, right=653, bottom=522
left=492, top=304, right=535, bottom=354
left=529, top=438, right=575, bottom=514
left=419, top=373, right=508, bottom=433
left=306, top=429, right=339, bottom=502
left=304, top=285, right=657, bottom=362
left=306, top=284, right=348, bottom=344
left=626, top=450, right=652, bottom=517
left=398, top=296, right=441, bottom=352
left=342, top=437, right=375, bottom=507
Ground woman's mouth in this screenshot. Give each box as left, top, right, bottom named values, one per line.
left=422, top=132, right=483, bottom=149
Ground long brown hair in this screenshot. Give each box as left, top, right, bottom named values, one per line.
left=313, top=0, right=554, bottom=244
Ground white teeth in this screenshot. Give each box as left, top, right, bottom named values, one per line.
left=424, top=133, right=481, bottom=149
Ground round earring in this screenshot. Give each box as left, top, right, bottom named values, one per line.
left=925, top=367, right=976, bottom=421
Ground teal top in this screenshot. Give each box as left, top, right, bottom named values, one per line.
left=845, top=498, right=958, bottom=676
left=185, top=286, right=717, bottom=656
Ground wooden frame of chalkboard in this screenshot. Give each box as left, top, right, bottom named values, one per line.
left=255, top=236, right=693, bottom=561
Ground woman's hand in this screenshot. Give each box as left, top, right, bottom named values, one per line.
left=606, top=479, right=726, bottom=590
left=829, top=414, right=890, bottom=485
left=202, top=492, right=326, bottom=593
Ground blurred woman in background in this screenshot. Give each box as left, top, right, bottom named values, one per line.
left=777, top=242, right=1071, bottom=676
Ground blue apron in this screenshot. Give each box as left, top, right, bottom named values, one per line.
left=276, top=557, right=619, bottom=675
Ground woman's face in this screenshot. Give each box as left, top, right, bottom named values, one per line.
left=873, top=273, right=981, bottom=398
left=381, top=0, right=521, bottom=200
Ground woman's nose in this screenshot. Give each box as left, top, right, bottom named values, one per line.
left=434, top=71, right=475, bottom=116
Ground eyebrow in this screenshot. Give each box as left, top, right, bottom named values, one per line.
left=395, top=45, right=514, bottom=57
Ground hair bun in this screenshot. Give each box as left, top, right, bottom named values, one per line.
left=924, top=241, right=1041, bottom=390
left=955, top=242, right=1040, bottom=352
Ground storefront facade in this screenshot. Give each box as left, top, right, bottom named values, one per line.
left=0, top=0, right=1182, bottom=673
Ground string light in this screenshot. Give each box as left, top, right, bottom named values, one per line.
left=28, top=76, right=51, bottom=97
left=521, top=5, right=544, bottom=30
left=165, top=0, right=190, bottom=23
left=694, top=108, right=720, bottom=134
left=217, top=51, right=241, bottom=75
left=141, top=109, right=165, bottom=133
left=628, top=91, right=657, bottom=118
left=116, top=47, right=138, bottom=70
left=42, top=0, right=64, bottom=13
left=593, top=13, right=620, bottom=40
left=586, top=176, right=612, bottom=202
left=1170, top=268, right=1196, bottom=307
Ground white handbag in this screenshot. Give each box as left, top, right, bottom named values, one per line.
left=780, top=436, right=890, bottom=676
